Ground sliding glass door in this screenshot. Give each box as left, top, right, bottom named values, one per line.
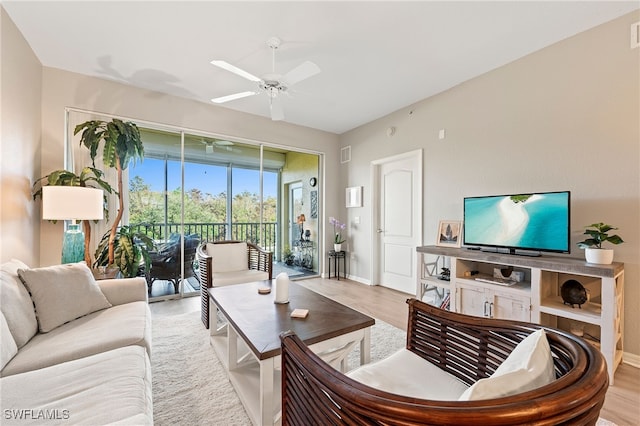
left=67, top=110, right=321, bottom=301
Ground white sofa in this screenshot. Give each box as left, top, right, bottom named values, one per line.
left=0, top=260, right=153, bottom=425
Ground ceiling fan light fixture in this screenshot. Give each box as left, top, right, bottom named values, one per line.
left=210, top=36, right=321, bottom=122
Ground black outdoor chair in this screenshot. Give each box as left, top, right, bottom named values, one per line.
left=146, top=234, right=200, bottom=295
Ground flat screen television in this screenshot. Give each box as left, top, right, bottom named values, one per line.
left=463, top=191, right=570, bottom=255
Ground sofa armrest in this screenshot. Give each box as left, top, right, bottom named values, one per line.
left=98, top=277, right=148, bottom=305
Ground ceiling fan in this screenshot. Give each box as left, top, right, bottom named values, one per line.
left=210, top=36, right=321, bottom=121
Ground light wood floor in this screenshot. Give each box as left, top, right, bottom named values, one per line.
left=150, top=276, right=640, bottom=425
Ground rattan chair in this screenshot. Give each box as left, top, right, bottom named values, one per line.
left=146, top=234, right=200, bottom=295
left=197, top=240, right=273, bottom=328
left=281, top=298, right=608, bottom=426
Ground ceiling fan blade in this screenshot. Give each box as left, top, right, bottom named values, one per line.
left=270, top=96, right=284, bottom=121
left=211, top=91, right=257, bottom=104
left=284, top=61, right=321, bottom=86
left=210, top=60, right=261, bottom=82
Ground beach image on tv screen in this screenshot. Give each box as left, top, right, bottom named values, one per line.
left=464, top=192, right=568, bottom=251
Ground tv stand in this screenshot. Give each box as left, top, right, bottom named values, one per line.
left=416, top=245, right=624, bottom=384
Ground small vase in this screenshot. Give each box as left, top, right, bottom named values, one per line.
left=585, top=248, right=614, bottom=265
left=334, top=243, right=342, bottom=252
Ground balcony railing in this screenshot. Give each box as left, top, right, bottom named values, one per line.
left=130, top=222, right=278, bottom=251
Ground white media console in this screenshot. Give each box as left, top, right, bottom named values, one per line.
left=416, top=245, right=624, bottom=384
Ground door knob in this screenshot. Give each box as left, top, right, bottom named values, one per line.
left=377, top=229, right=385, bottom=233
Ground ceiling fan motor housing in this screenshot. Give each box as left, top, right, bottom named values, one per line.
left=261, top=79, right=287, bottom=97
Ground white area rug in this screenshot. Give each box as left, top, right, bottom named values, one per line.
left=151, top=310, right=405, bottom=425
left=151, top=310, right=615, bottom=425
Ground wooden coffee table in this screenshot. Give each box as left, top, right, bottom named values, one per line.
left=209, top=280, right=375, bottom=426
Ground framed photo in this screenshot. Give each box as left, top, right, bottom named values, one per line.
left=436, top=220, right=462, bottom=248
left=345, top=186, right=363, bottom=208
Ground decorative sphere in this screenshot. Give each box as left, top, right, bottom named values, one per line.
left=560, top=280, right=588, bottom=308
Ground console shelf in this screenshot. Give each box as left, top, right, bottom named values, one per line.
left=416, top=245, right=624, bottom=384
left=540, top=297, right=602, bottom=325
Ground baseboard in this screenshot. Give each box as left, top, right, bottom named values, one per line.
left=346, top=274, right=371, bottom=285
left=321, top=272, right=372, bottom=285
left=623, top=351, right=640, bottom=368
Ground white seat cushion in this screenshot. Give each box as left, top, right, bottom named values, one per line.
left=213, top=269, right=269, bottom=287
left=1, top=301, right=151, bottom=376
left=347, top=348, right=469, bottom=400
left=0, top=345, right=153, bottom=425
left=207, top=242, right=248, bottom=273
left=458, top=329, right=555, bottom=401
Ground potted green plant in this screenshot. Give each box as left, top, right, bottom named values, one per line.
left=283, top=246, right=295, bottom=266
left=75, top=119, right=144, bottom=270
left=32, top=167, right=114, bottom=265
left=94, top=226, right=154, bottom=278
left=577, top=222, right=624, bottom=264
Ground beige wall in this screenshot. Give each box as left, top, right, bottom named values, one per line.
left=339, top=11, right=640, bottom=357
left=0, top=8, right=42, bottom=266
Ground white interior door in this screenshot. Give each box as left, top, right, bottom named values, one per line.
left=374, top=151, right=422, bottom=294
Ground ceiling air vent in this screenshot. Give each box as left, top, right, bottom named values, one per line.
left=632, top=22, right=640, bottom=49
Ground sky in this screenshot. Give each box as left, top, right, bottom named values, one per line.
left=130, top=158, right=278, bottom=198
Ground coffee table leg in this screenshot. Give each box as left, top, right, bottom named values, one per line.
left=259, top=357, right=275, bottom=426
left=227, top=325, right=239, bottom=371
left=361, top=327, right=371, bottom=365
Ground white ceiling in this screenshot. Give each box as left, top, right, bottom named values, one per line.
left=4, top=1, right=638, bottom=134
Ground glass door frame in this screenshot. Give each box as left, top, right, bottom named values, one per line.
left=65, top=107, right=325, bottom=301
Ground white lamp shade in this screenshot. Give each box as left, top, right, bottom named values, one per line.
left=42, top=186, right=104, bottom=220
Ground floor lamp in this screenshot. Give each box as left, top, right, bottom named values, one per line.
left=42, top=186, right=104, bottom=264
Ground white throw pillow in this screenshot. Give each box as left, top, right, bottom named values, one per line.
left=0, top=259, right=38, bottom=348
left=18, top=263, right=112, bottom=333
left=1, top=310, right=19, bottom=370
left=458, top=329, right=555, bottom=401
left=207, top=242, right=248, bottom=273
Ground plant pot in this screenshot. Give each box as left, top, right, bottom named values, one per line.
left=585, top=248, right=614, bottom=265
left=334, top=243, right=342, bottom=252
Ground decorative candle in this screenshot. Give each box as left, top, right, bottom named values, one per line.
left=274, top=272, right=290, bottom=304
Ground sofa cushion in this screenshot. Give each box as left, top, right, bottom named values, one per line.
left=1, top=311, right=18, bottom=370
left=458, top=329, right=555, bottom=401
left=207, top=242, right=247, bottom=273
left=18, top=262, right=112, bottom=333
left=347, top=348, right=469, bottom=400
left=213, top=269, right=269, bottom=287
left=0, top=345, right=153, bottom=425
left=1, top=301, right=151, bottom=376
left=0, top=259, right=38, bottom=348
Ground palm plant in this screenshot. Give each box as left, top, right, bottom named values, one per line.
left=32, top=167, right=114, bottom=265
left=75, top=119, right=145, bottom=268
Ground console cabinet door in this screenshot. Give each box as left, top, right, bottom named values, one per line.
left=458, top=282, right=531, bottom=321
left=457, top=283, right=486, bottom=317
left=491, top=291, right=531, bottom=322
